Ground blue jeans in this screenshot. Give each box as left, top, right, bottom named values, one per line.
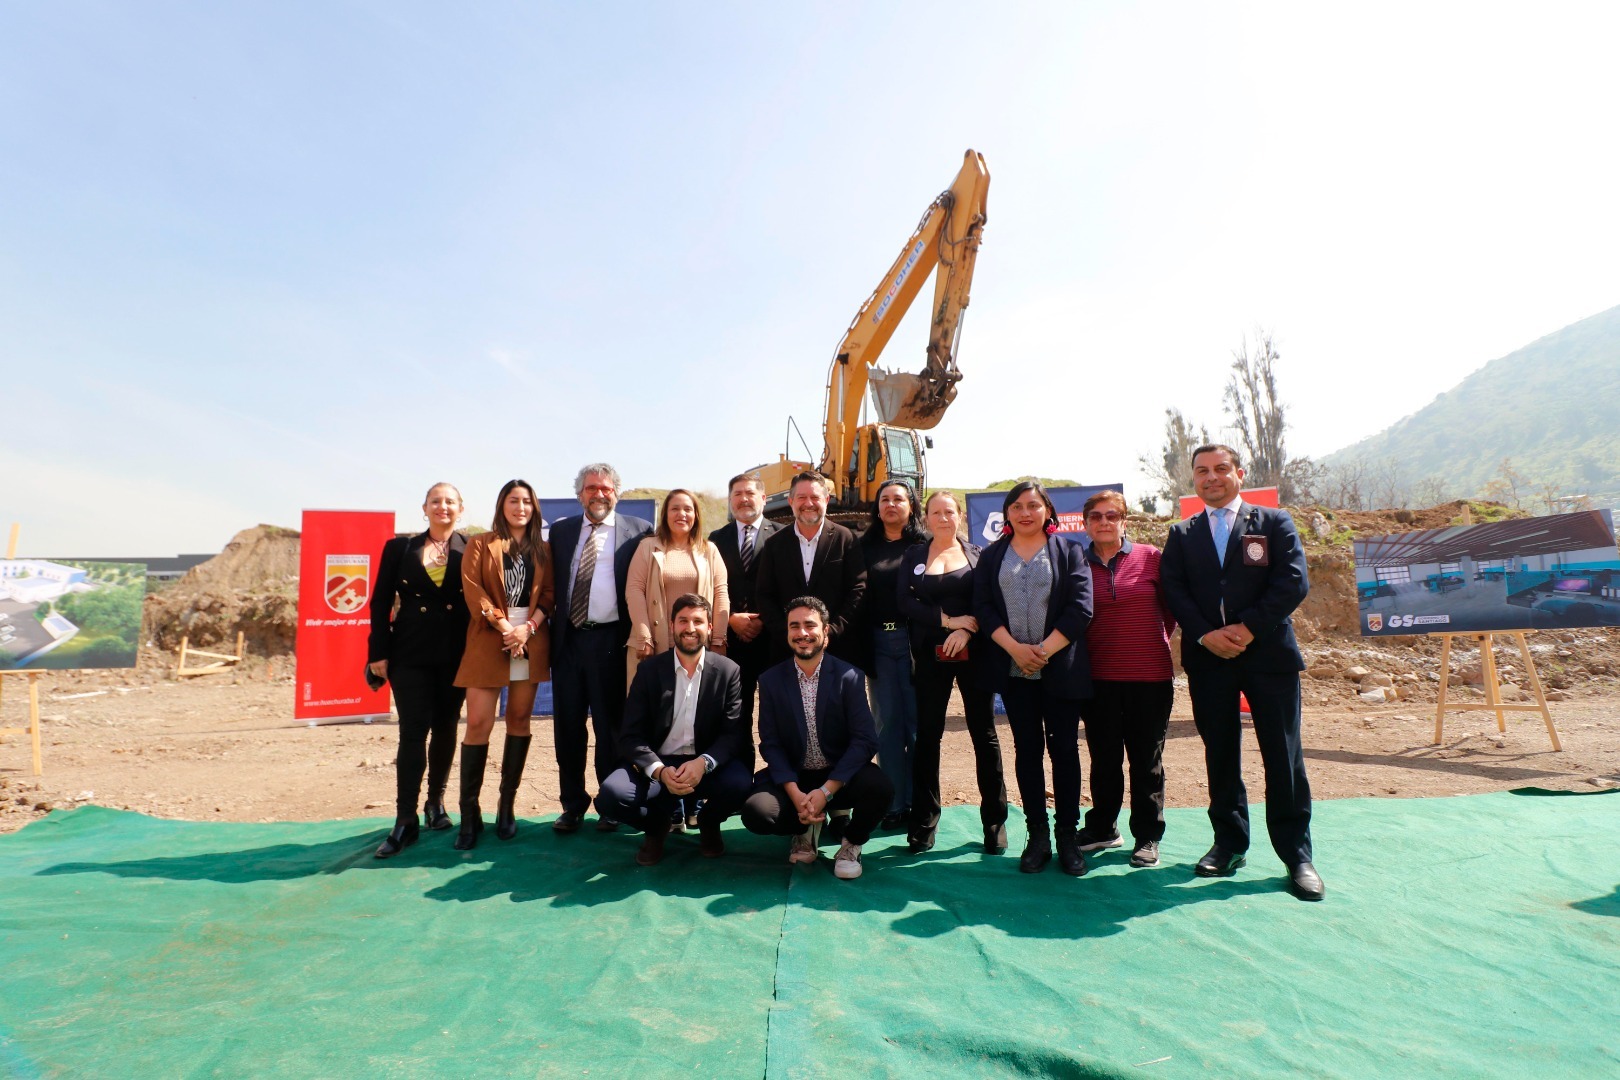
left=869, top=626, right=917, bottom=815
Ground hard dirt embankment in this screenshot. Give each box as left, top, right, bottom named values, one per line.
left=3, top=512, right=1618, bottom=834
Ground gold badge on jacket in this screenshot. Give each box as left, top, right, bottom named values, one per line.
left=1241, top=535, right=1269, bottom=567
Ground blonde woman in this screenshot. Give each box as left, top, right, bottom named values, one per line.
left=624, top=489, right=730, bottom=686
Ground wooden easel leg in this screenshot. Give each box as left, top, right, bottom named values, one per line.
left=28, top=672, right=41, bottom=776
left=1434, top=633, right=1453, bottom=745
left=1479, top=633, right=1507, bottom=732
left=1512, top=630, right=1562, bottom=752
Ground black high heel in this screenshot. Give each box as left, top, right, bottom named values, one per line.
left=375, top=818, right=419, bottom=859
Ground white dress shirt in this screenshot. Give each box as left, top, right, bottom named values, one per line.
left=795, top=520, right=825, bottom=584
left=569, top=511, right=621, bottom=624
left=648, top=650, right=710, bottom=777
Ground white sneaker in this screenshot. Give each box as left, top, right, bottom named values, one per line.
left=789, top=822, right=821, bottom=864
left=833, top=840, right=864, bottom=880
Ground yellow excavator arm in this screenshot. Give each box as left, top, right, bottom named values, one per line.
left=820, top=149, right=989, bottom=479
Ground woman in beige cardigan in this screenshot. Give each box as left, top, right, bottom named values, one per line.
left=624, top=488, right=730, bottom=686
left=453, top=479, right=555, bottom=851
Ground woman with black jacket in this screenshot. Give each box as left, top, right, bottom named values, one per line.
left=972, top=480, right=1094, bottom=876
left=897, top=491, right=1008, bottom=855
left=367, top=482, right=471, bottom=858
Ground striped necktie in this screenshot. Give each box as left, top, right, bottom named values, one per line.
left=740, top=524, right=756, bottom=576
left=570, top=522, right=600, bottom=627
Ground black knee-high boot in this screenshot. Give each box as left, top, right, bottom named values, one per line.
left=453, top=743, right=489, bottom=851
left=423, top=726, right=456, bottom=830
left=496, top=734, right=532, bottom=841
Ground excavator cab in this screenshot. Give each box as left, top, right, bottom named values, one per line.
left=842, top=423, right=925, bottom=510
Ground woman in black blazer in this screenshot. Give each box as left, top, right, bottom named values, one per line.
left=366, top=482, right=471, bottom=858
left=973, top=481, right=1094, bottom=876
left=898, top=491, right=1008, bottom=856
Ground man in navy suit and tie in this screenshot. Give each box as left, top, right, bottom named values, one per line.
left=1160, top=444, right=1323, bottom=901
left=548, top=462, right=654, bottom=834
left=708, top=472, right=783, bottom=729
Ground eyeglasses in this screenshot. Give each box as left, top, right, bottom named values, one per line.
left=1086, top=511, right=1123, bottom=523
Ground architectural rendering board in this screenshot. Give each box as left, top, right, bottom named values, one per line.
left=0, top=560, right=145, bottom=669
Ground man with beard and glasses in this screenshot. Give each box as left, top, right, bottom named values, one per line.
left=741, top=597, right=890, bottom=880
left=548, top=462, right=654, bottom=834
left=754, top=471, right=867, bottom=667
left=594, top=595, right=753, bottom=865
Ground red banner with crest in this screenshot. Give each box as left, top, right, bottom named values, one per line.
left=294, top=509, right=396, bottom=722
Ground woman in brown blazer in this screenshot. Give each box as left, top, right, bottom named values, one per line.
left=624, top=488, right=730, bottom=686
left=453, top=479, right=555, bottom=850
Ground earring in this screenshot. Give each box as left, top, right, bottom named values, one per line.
left=1045, top=520, right=1059, bottom=535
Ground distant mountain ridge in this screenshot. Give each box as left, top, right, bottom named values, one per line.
left=1322, top=303, right=1620, bottom=505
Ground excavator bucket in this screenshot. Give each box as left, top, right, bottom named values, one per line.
left=869, top=367, right=960, bottom=430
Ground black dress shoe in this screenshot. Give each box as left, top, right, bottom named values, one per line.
left=552, top=810, right=583, bottom=834
left=375, top=819, right=419, bottom=859
left=880, top=810, right=906, bottom=831
left=595, top=817, right=619, bottom=833
left=422, top=800, right=453, bottom=831
left=1288, top=862, right=1325, bottom=901
left=1194, top=845, right=1246, bottom=877
left=984, top=823, right=1008, bottom=854
left=452, top=814, right=483, bottom=851
left=1055, top=830, right=1088, bottom=877
left=1019, top=834, right=1052, bottom=874
left=907, top=829, right=936, bottom=855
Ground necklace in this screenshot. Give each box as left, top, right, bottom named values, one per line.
left=425, top=534, right=451, bottom=566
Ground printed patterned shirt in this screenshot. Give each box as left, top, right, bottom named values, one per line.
left=795, top=657, right=830, bottom=769
left=998, top=544, right=1053, bottom=680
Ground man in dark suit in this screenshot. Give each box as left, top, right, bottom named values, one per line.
left=708, top=472, right=782, bottom=729
left=547, top=462, right=654, bottom=834
left=753, top=472, right=866, bottom=666
left=594, top=595, right=754, bottom=865
left=1160, top=444, right=1322, bottom=901
left=741, top=596, right=892, bottom=880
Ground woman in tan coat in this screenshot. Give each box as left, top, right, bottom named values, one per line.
left=624, top=489, right=730, bottom=686
left=453, top=479, right=555, bottom=850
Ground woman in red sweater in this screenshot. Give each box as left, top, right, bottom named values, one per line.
left=1075, top=490, right=1176, bottom=868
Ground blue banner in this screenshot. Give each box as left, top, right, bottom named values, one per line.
left=966, top=484, right=1125, bottom=547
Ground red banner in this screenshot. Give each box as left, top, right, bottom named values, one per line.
left=1179, top=486, right=1280, bottom=521
left=294, top=510, right=396, bottom=722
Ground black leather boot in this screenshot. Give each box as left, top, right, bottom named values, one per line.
left=375, top=816, right=419, bottom=859
left=1055, top=829, right=1088, bottom=877
left=453, top=743, right=488, bottom=851
left=422, top=798, right=453, bottom=831
left=495, top=734, right=532, bottom=841
left=1019, top=825, right=1052, bottom=874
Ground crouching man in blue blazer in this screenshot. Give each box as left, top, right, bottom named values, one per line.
left=1161, top=444, right=1323, bottom=901
left=741, top=596, right=893, bottom=881
left=595, top=595, right=754, bottom=866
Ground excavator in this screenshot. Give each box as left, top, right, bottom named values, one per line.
left=747, top=149, right=990, bottom=522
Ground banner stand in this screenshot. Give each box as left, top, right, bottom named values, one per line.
left=1433, top=631, right=1561, bottom=750
left=0, top=524, right=43, bottom=774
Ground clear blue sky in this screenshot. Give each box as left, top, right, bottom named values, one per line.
left=5, top=2, right=1619, bottom=555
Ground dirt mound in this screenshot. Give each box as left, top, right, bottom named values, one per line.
left=143, top=525, right=302, bottom=657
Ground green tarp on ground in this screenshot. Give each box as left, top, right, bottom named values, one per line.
left=1, top=791, right=1616, bottom=1078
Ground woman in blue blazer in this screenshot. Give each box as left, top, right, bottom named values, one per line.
left=973, top=481, right=1094, bottom=876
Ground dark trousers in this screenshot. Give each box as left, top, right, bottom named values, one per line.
left=594, top=755, right=753, bottom=832
left=999, top=677, right=1084, bottom=835
left=910, top=652, right=1006, bottom=834
left=1187, top=665, right=1312, bottom=865
left=551, top=625, right=628, bottom=815
left=729, top=635, right=771, bottom=732
left=389, top=664, right=465, bottom=821
left=741, top=763, right=893, bottom=845
left=1078, top=679, right=1173, bottom=843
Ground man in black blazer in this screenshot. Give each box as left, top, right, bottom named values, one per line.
left=753, top=472, right=866, bottom=666
left=740, top=596, right=892, bottom=880
left=1160, top=444, right=1322, bottom=901
left=547, top=462, right=655, bottom=833
left=595, top=595, right=754, bottom=864
left=708, top=472, right=783, bottom=729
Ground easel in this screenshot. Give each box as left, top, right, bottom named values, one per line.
left=1433, top=630, right=1561, bottom=750
left=176, top=632, right=246, bottom=678
left=0, top=522, right=44, bottom=775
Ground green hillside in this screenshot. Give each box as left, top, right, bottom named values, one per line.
left=1322, top=303, right=1620, bottom=506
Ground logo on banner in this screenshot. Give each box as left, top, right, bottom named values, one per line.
left=982, top=512, right=1005, bottom=542
left=1367, top=614, right=1383, bottom=632
left=325, top=555, right=370, bottom=614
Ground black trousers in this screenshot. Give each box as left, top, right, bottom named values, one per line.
left=1078, top=679, right=1173, bottom=843
left=389, top=663, right=465, bottom=821
left=999, top=677, right=1084, bottom=835
left=595, top=755, right=753, bottom=832
left=1187, top=665, right=1312, bottom=865
left=910, top=652, right=1006, bottom=834
left=728, top=634, right=771, bottom=732
left=551, top=625, right=628, bottom=816
left=741, top=763, right=893, bottom=845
